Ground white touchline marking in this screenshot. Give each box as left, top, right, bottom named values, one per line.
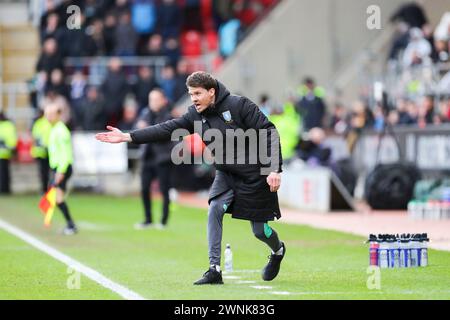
left=0, top=218, right=146, bottom=300
left=223, top=276, right=241, bottom=280
left=251, top=285, right=273, bottom=290
left=270, top=291, right=291, bottom=295
left=231, top=270, right=260, bottom=273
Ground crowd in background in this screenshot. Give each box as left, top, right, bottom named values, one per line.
left=31, top=0, right=278, bottom=130
left=27, top=2, right=450, bottom=168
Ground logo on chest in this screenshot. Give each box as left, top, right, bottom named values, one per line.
left=222, top=111, right=234, bottom=124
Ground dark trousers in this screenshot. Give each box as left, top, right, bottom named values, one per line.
left=37, top=158, right=50, bottom=194
left=141, top=163, right=172, bottom=225
left=0, top=159, right=11, bottom=194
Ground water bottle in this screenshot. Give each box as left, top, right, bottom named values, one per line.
left=399, top=234, right=411, bottom=268
left=419, top=234, right=429, bottom=267
left=378, top=238, right=389, bottom=269
left=410, top=234, right=420, bottom=268
left=224, top=244, right=233, bottom=273
left=368, top=234, right=379, bottom=266
left=408, top=201, right=418, bottom=220
left=390, top=235, right=400, bottom=268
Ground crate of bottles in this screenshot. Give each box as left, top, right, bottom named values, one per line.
left=367, top=234, right=429, bottom=268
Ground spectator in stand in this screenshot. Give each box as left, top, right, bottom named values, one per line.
left=212, top=0, right=234, bottom=30
left=258, top=94, right=271, bottom=117
left=373, top=104, right=386, bottom=132
left=160, top=65, right=177, bottom=103
left=118, top=100, right=139, bottom=132
left=387, top=109, right=400, bottom=127
left=118, top=99, right=140, bottom=172
left=295, top=77, right=327, bottom=132
left=39, top=0, right=60, bottom=34
left=218, top=18, right=241, bottom=58
left=81, top=86, right=107, bottom=131
left=157, top=0, right=182, bottom=38
left=296, top=127, right=331, bottom=167
left=405, top=99, right=419, bottom=125
left=435, top=40, right=449, bottom=63
left=83, top=0, right=107, bottom=25
left=101, top=57, right=130, bottom=126
left=64, top=13, right=97, bottom=57
left=397, top=98, right=417, bottom=125
left=40, top=12, right=65, bottom=45
left=113, top=0, right=131, bottom=17
left=390, top=2, right=428, bottom=29
left=133, top=66, right=159, bottom=113
left=103, top=12, right=118, bottom=56
left=403, top=27, right=432, bottom=67
left=30, top=71, right=49, bottom=110
left=87, top=19, right=107, bottom=56
left=36, top=38, right=64, bottom=79
left=388, top=22, right=410, bottom=62
left=173, top=59, right=190, bottom=102
left=114, top=11, right=138, bottom=56
left=328, top=103, right=347, bottom=135
left=141, top=33, right=163, bottom=56
left=164, top=37, right=181, bottom=67
left=417, top=95, right=435, bottom=128
left=131, top=0, right=157, bottom=35
left=433, top=96, right=450, bottom=125
left=183, top=0, right=203, bottom=32
left=422, top=24, right=439, bottom=62
left=46, top=69, right=70, bottom=101
left=70, top=70, right=88, bottom=129
left=346, top=100, right=374, bottom=152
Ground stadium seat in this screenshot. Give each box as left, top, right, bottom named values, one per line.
left=181, top=30, right=203, bottom=57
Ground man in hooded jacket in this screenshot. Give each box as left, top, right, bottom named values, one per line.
left=96, top=71, right=286, bottom=285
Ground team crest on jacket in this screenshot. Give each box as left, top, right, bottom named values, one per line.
left=222, top=111, right=233, bottom=123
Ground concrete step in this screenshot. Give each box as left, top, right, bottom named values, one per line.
left=2, top=91, right=30, bottom=109
left=0, top=26, right=39, bottom=51
left=2, top=55, right=37, bottom=80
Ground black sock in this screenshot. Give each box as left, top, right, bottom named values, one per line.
left=58, top=202, right=75, bottom=228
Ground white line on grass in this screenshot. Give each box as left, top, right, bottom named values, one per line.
left=251, top=285, right=273, bottom=290
left=0, top=218, right=146, bottom=300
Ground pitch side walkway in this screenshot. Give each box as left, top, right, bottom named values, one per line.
left=175, top=192, right=450, bottom=252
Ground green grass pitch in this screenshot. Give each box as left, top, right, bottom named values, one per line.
left=1, top=194, right=450, bottom=300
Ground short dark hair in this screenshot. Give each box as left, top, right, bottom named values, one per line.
left=303, top=77, right=315, bottom=86
left=150, top=87, right=166, bottom=97
left=186, top=71, right=217, bottom=91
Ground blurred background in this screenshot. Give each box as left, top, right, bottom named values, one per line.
left=1, top=0, right=450, bottom=217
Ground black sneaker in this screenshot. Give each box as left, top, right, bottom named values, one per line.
left=262, top=242, right=286, bottom=281
left=193, top=267, right=224, bottom=285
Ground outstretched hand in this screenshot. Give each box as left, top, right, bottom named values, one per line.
left=95, top=126, right=132, bottom=144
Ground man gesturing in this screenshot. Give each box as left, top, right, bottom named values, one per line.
left=96, top=72, right=286, bottom=285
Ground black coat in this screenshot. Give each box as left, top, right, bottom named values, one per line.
left=131, top=81, right=283, bottom=222
left=296, top=95, right=326, bottom=131
left=138, top=107, right=175, bottom=166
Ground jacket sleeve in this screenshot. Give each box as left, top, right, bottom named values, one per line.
left=130, top=108, right=195, bottom=144
left=239, top=97, right=283, bottom=173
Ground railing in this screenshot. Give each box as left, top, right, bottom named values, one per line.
left=64, top=56, right=169, bottom=85
left=1, top=82, right=34, bottom=126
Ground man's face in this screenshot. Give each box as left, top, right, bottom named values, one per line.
left=149, top=91, right=167, bottom=112
left=188, top=86, right=215, bottom=113
left=44, top=104, right=59, bottom=124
